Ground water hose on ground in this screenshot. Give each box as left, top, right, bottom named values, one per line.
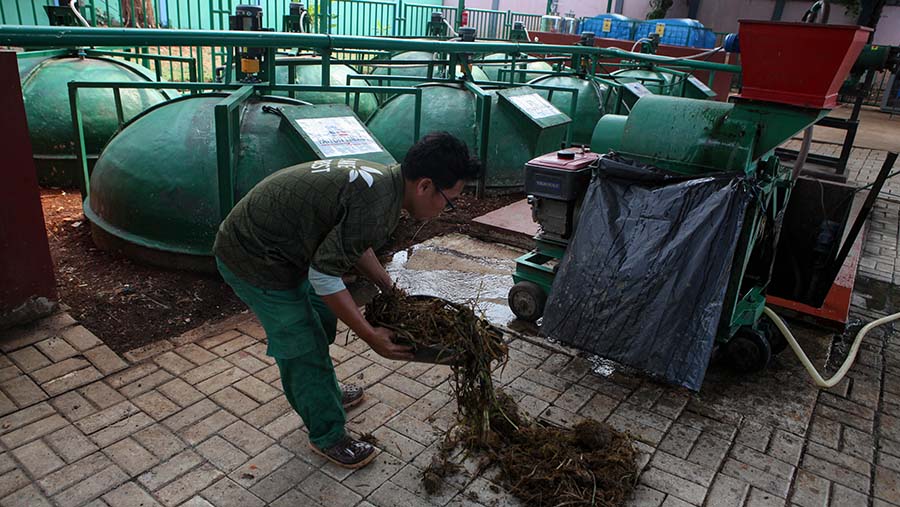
left=763, top=306, right=900, bottom=388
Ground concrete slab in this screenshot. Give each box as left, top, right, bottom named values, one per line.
left=789, top=105, right=900, bottom=152
left=471, top=199, right=538, bottom=240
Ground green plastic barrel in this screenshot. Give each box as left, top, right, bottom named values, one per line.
left=18, top=54, right=172, bottom=187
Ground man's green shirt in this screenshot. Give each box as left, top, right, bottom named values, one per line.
left=214, top=158, right=404, bottom=290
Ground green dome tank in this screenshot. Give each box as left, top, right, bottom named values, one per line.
left=477, top=53, right=553, bottom=83
left=367, top=83, right=569, bottom=190
left=18, top=53, right=172, bottom=188
left=527, top=75, right=607, bottom=146
left=369, top=51, right=489, bottom=81
left=84, top=94, right=322, bottom=272
left=270, top=58, right=378, bottom=121
left=610, top=68, right=677, bottom=95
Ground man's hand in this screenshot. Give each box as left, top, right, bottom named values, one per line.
left=362, top=327, right=415, bottom=361
left=355, top=248, right=393, bottom=292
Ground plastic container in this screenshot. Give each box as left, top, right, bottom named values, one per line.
left=579, top=14, right=635, bottom=41
left=634, top=18, right=716, bottom=48
left=736, top=20, right=872, bottom=109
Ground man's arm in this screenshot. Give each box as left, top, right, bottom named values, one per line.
left=308, top=267, right=412, bottom=360
left=355, top=248, right=392, bottom=291
left=321, top=290, right=414, bottom=360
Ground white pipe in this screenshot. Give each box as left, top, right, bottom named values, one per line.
left=792, top=126, right=814, bottom=181
left=630, top=37, right=650, bottom=52
left=70, top=0, right=91, bottom=27
left=679, top=46, right=723, bottom=59
left=443, top=18, right=458, bottom=37
left=298, top=10, right=307, bottom=33
left=763, top=306, right=900, bottom=388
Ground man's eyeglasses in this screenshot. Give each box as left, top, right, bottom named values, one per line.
left=437, top=187, right=456, bottom=212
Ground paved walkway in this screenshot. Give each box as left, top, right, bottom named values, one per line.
left=1, top=254, right=899, bottom=507
left=1, top=145, right=899, bottom=506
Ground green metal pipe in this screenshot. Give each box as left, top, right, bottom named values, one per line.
left=214, top=85, right=254, bottom=220
left=84, top=49, right=198, bottom=77
left=0, top=26, right=741, bottom=74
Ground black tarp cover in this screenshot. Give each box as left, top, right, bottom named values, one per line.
left=541, top=155, right=752, bottom=391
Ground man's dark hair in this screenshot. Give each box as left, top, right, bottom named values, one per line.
left=401, top=132, right=482, bottom=189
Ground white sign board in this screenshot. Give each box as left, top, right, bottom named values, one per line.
left=508, top=93, right=563, bottom=119
left=687, top=75, right=712, bottom=93
left=623, top=82, right=652, bottom=98
left=294, top=116, right=381, bottom=158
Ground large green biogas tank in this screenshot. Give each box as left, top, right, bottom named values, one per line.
left=272, top=58, right=379, bottom=121
left=367, top=83, right=571, bottom=190
left=527, top=75, right=607, bottom=146
left=85, top=94, right=395, bottom=271
left=610, top=68, right=678, bottom=95
left=369, top=51, right=490, bottom=81
left=607, top=68, right=715, bottom=112
left=17, top=53, right=172, bottom=187
left=477, top=53, right=553, bottom=83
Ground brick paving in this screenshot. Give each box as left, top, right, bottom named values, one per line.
left=2, top=146, right=900, bottom=506
left=3, top=281, right=899, bottom=507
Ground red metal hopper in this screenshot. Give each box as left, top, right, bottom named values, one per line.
left=736, top=20, right=872, bottom=109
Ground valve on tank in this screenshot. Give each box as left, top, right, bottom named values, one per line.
left=509, top=21, right=528, bottom=42
left=44, top=0, right=81, bottom=26
left=427, top=11, right=448, bottom=38
left=453, top=27, right=478, bottom=80
left=573, top=31, right=595, bottom=74
left=578, top=31, right=595, bottom=47
left=639, top=33, right=660, bottom=54
left=230, top=5, right=269, bottom=82
left=283, top=3, right=310, bottom=33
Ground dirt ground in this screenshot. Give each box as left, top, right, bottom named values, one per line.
left=40, top=188, right=522, bottom=353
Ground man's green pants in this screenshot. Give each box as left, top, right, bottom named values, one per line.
left=216, top=259, right=346, bottom=448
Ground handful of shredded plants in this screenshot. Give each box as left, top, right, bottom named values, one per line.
left=364, top=287, right=638, bottom=507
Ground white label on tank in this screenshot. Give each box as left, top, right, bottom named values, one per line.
left=687, top=75, right=712, bottom=93
left=295, top=116, right=381, bottom=157
left=508, top=93, right=562, bottom=119
left=623, top=82, right=652, bottom=97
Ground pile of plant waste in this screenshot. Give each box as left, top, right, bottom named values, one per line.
left=365, top=287, right=638, bottom=507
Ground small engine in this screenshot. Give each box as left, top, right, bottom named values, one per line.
left=524, top=148, right=599, bottom=242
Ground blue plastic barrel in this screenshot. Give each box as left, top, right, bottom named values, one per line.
left=579, top=13, right=635, bottom=41
left=634, top=18, right=716, bottom=48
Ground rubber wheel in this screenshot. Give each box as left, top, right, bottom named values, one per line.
left=759, top=317, right=788, bottom=355
left=508, top=281, right=547, bottom=322
left=726, top=327, right=772, bottom=373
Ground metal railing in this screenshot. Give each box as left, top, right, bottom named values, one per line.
left=402, top=2, right=455, bottom=37
left=2, top=25, right=743, bottom=200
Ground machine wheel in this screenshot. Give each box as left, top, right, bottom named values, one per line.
left=508, top=281, right=547, bottom=322
left=726, top=327, right=772, bottom=373
left=759, top=317, right=788, bottom=355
